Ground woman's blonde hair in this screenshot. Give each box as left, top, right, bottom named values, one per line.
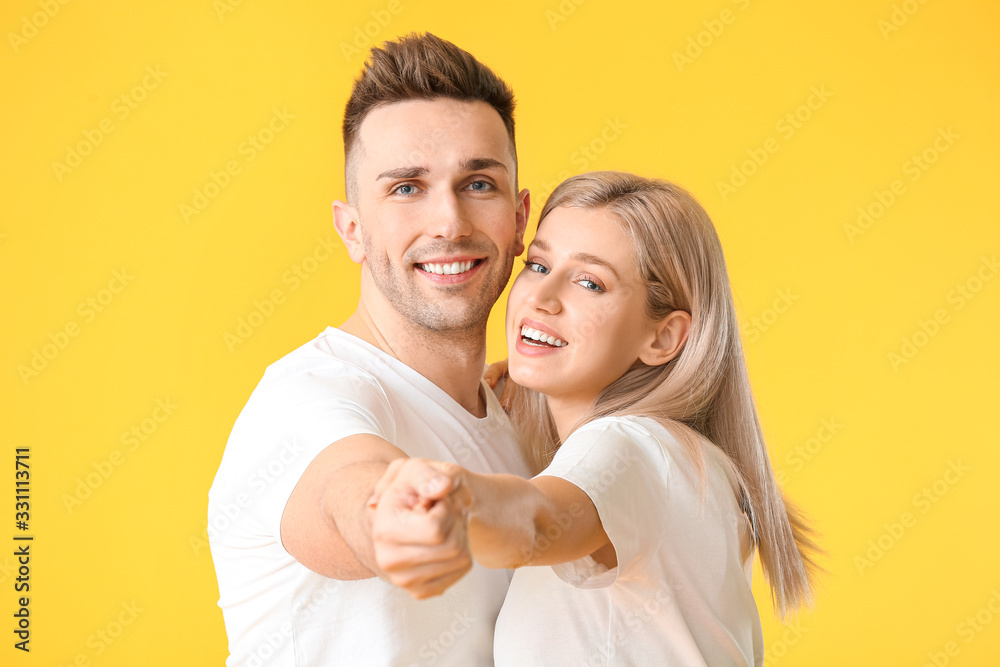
left=507, top=171, right=821, bottom=617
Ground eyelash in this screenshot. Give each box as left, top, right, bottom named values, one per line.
left=522, top=260, right=606, bottom=293
left=390, top=179, right=494, bottom=196
left=390, top=183, right=419, bottom=196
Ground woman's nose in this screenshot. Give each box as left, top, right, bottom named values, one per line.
left=526, top=276, right=562, bottom=314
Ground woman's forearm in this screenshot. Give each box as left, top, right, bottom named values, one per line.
left=458, top=469, right=608, bottom=569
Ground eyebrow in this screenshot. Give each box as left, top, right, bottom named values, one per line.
left=530, top=238, right=620, bottom=280
left=461, top=157, right=507, bottom=173
left=376, top=166, right=428, bottom=181
left=375, top=158, right=507, bottom=182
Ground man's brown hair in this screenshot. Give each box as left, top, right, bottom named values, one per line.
left=342, top=32, right=517, bottom=201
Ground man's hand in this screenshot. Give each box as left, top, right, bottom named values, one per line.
left=369, top=459, right=473, bottom=599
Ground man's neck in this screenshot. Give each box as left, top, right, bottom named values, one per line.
left=339, top=300, right=488, bottom=418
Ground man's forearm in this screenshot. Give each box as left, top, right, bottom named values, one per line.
left=322, top=459, right=391, bottom=578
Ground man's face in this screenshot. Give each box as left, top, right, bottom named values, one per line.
left=345, top=98, right=527, bottom=333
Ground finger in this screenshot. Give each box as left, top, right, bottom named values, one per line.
left=369, top=457, right=408, bottom=507
left=402, top=561, right=474, bottom=600
left=408, top=463, right=454, bottom=505
left=499, top=375, right=518, bottom=411
left=372, top=495, right=464, bottom=548
left=482, top=358, right=509, bottom=388
left=376, top=540, right=470, bottom=578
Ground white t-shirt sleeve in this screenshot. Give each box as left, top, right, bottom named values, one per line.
left=536, top=417, right=672, bottom=588
left=249, top=363, right=398, bottom=543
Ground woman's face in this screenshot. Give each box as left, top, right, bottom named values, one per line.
left=506, top=206, right=657, bottom=405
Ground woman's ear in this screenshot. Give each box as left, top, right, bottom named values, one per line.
left=332, top=199, right=365, bottom=264
left=638, top=310, right=692, bottom=367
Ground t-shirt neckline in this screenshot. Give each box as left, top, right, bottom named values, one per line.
left=322, top=326, right=498, bottom=425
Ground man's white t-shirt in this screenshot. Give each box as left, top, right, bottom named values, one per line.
left=208, top=327, right=530, bottom=666
left=494, top=415, right=764, bottom=667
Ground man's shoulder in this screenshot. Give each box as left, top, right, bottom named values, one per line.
left=261, top=327, right=382, bottom=387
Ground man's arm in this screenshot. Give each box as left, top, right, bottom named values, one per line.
left=279, top=434, right=405, bottom=579
left=279, top=435, right=473, bottom=587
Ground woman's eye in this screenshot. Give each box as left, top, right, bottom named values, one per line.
left=523, top=260, right=549, bottom=274
left=577, top=278, right=604, bottom=292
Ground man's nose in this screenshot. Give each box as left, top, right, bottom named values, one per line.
left=426, top=190, right=473, bottom=240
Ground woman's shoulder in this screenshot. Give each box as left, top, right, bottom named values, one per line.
left=567, top=415, right=730, bottom=481
left=568, top=414, right=683, bottom=451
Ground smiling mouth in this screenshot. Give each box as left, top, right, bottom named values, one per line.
left=520, top=325, right=567, bottom=348
left=415, top=259, right=484, bottom=276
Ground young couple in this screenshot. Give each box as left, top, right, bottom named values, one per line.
left=208, top=32, right=819, bottom=666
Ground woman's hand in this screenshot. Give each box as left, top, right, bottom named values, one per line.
left=483, top=358, right=515, bottom=410
left=368, top=459, right=473, bottom=599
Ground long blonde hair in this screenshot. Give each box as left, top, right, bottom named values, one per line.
left=507, top=171, right=821, bottom=617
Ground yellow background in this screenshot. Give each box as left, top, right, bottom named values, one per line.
left=3, top=0, right=998, bottom=665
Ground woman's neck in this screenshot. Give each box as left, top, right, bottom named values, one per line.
left=545, top=394, right=599, bottom=443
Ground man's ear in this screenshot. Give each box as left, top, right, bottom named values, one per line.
left=513, top=189, right=530, bottom=256
left=638, top=310, right=692, bottom=367
left=332, top=199, right=365, bottom=264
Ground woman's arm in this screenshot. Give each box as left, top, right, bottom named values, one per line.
left=370, top=458, right=610, bottom=596
left=461, top=468, right=609, bottom=569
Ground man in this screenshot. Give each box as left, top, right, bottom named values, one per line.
left=208, top=33, right=531, bottom=665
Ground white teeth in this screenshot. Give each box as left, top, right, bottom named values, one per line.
left=419, top=260, right=476, bottom=275
left=519, top=325, right=567, bottom=347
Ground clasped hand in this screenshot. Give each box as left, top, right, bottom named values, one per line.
left=369, top=458, right=472, bottom=599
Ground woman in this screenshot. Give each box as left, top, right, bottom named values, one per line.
left=372, top=171, right=820, bottom=665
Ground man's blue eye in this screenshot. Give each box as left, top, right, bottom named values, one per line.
left=396, top=184, right=415, bottom=195
left=469, top=180, right=492, bottom=191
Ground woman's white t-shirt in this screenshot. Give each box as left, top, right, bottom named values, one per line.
left=494, top=415, right=764, bottom=666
